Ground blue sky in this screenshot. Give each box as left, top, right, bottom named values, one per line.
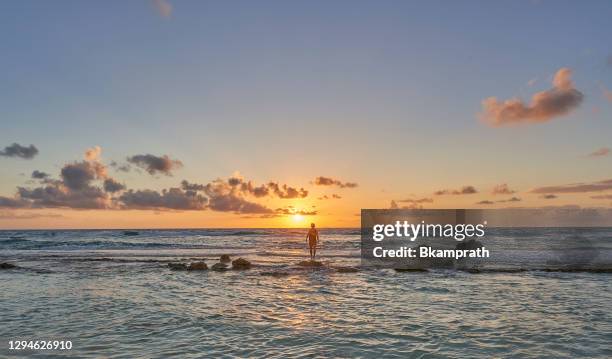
left=0, top=1, right=611, bottom=227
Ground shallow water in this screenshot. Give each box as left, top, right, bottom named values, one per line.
left=1, top=228, right=612, bottom=358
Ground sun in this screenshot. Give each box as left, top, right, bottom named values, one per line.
left=292, top=214, right=304, bottom=222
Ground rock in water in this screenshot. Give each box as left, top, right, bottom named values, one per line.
left=297, top=260, right=323, bottom=267
left=168, top=262, right=188, bottom=271
left=232, top=258, right=251, bottom=270
left=211, top=263, right=228, bottom=271
left=0, top=262, right=17, bottom=269
left=335, top=266, right=359, bottom=273
left=188, top=261, right=208, bottom=270
left=122, top=231, right=139, bottom=236
left=220, top=254, right=231, bottom=263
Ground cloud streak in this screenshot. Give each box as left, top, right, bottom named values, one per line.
left=0, top=143, right=38, bottom=159
left=127, top=154, right=183, bottom=176
left=480, top=68, right=583, bottom=126
left=541, top=194, right=558, bottom=199
left=31, top=170, right=50, bottom=180
left=492, top=184, right=515, bottom=195
left=531, top=178, right=612, bottom=194
left=434, top=186, right=478, bottom=195
left=151, top=0, right=173, bottom=17
left=313, top=176, right=358, bottom=189
left=119, top=188, right=207, bottom=211
left=586, top=147, right=610, bottom=158
left=591, top=194, right=612, bottom=200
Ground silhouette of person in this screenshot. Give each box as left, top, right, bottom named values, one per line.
left=306, top=223, right=319, bottom=260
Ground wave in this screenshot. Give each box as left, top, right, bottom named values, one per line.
left=0, top=239, right=199, bottom=250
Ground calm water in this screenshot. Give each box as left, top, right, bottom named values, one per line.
left=1, top=228, right=612, bottom=358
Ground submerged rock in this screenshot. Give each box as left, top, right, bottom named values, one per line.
left=220, top=254, right=231, bottom=263
left=211, top=263, right=228, bottom=271
left=335, top=266, right=359, bottom=273
left=188, top=261, right=208, bottom=270
left=0, top=262, right=18, bottom=270
left=232, top=258, right=251, bottom=270
left=168, top=262, right=188, bottom=271
left=297, top=260, right=324, bottom=267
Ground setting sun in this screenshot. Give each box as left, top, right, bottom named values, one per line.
left=292, top=214, right=304, bottom=222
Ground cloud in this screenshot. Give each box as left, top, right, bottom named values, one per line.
left=492, top=184, right=515, bottom=195
left=201, top=178, right=273, bottom=214
left=119, top=188, right=207, bottom=210
left=313, top=176, right=358, bottom=188
left=434, top=186, right=478, bottom=195
left=591, top=194, right=612, bottom=200
left=103, top=178, right=126, bottom=193
left=398, top=197, right=433, bottom=204
left=118, top=173, right=307, bottom=214
left=31, top=170, right=50, bottom=180
left=151, top=0, right=173, bottom=17
left=85, top=146, right=102, bottom=161
left=0, top=211, right=63, bottom=220
left=61, top=161, right=107, bottom=191
left=480, top=68, right=583, bottom=126
left=207, top=194, right=272, bottom=214
left=586, top=147, right=610, bottom=158
left=127, top=154, right=183, bottom=176
left=541, top=194, right=558, bottom=199
left=531, top=178, right=612, bottom=194
left=477, top=197, right=521, bottom=205
left=266, top=182, right=308, bottom=199
left=219, top=176, right=308, bottom=199
left=390, top=198, right=432, bottom=209
left=2, top=157, right=311, bottom=217
left=181, top=180, right=206, bottom=192
left=602, top=86, right=612, bottom=102
left=318, top=194, right=342, bottom=200
left=0, top=143, right=38, bottom=159
left=17, top=185, right=110, bottom=209
left=109, top=161, right=132, bottom=173
left=497, top=196, right=521, bottom=203
left=1, top=148, right=115, bottom=210
left=181, top=176, right=305, bottom=214
left=0, top=196, right=30, bottom=208
left=274, top=207, right=317, bottom=216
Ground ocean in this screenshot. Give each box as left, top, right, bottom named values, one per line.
left=1, top=228, right=611, bottom=358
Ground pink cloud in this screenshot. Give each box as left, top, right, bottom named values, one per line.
left=492, top=183, right=515, bottom=195
left=480, top=68, right=583, bottom=126
left=531, top=178, right=612, bottom=194
left=586, top=147, right=610, bottom=158
left=152, top=0, right=173, bottom=18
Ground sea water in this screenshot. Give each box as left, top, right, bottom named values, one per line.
left=1, top=228, right=611, bottom=358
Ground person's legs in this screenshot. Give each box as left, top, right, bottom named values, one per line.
left=312, top=246, right=316, bottom=260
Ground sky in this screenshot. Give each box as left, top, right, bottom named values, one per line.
left=1, top=0, right=611, bottom=228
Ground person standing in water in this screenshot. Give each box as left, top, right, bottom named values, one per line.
left=306, top=223, right=319, bottom=260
